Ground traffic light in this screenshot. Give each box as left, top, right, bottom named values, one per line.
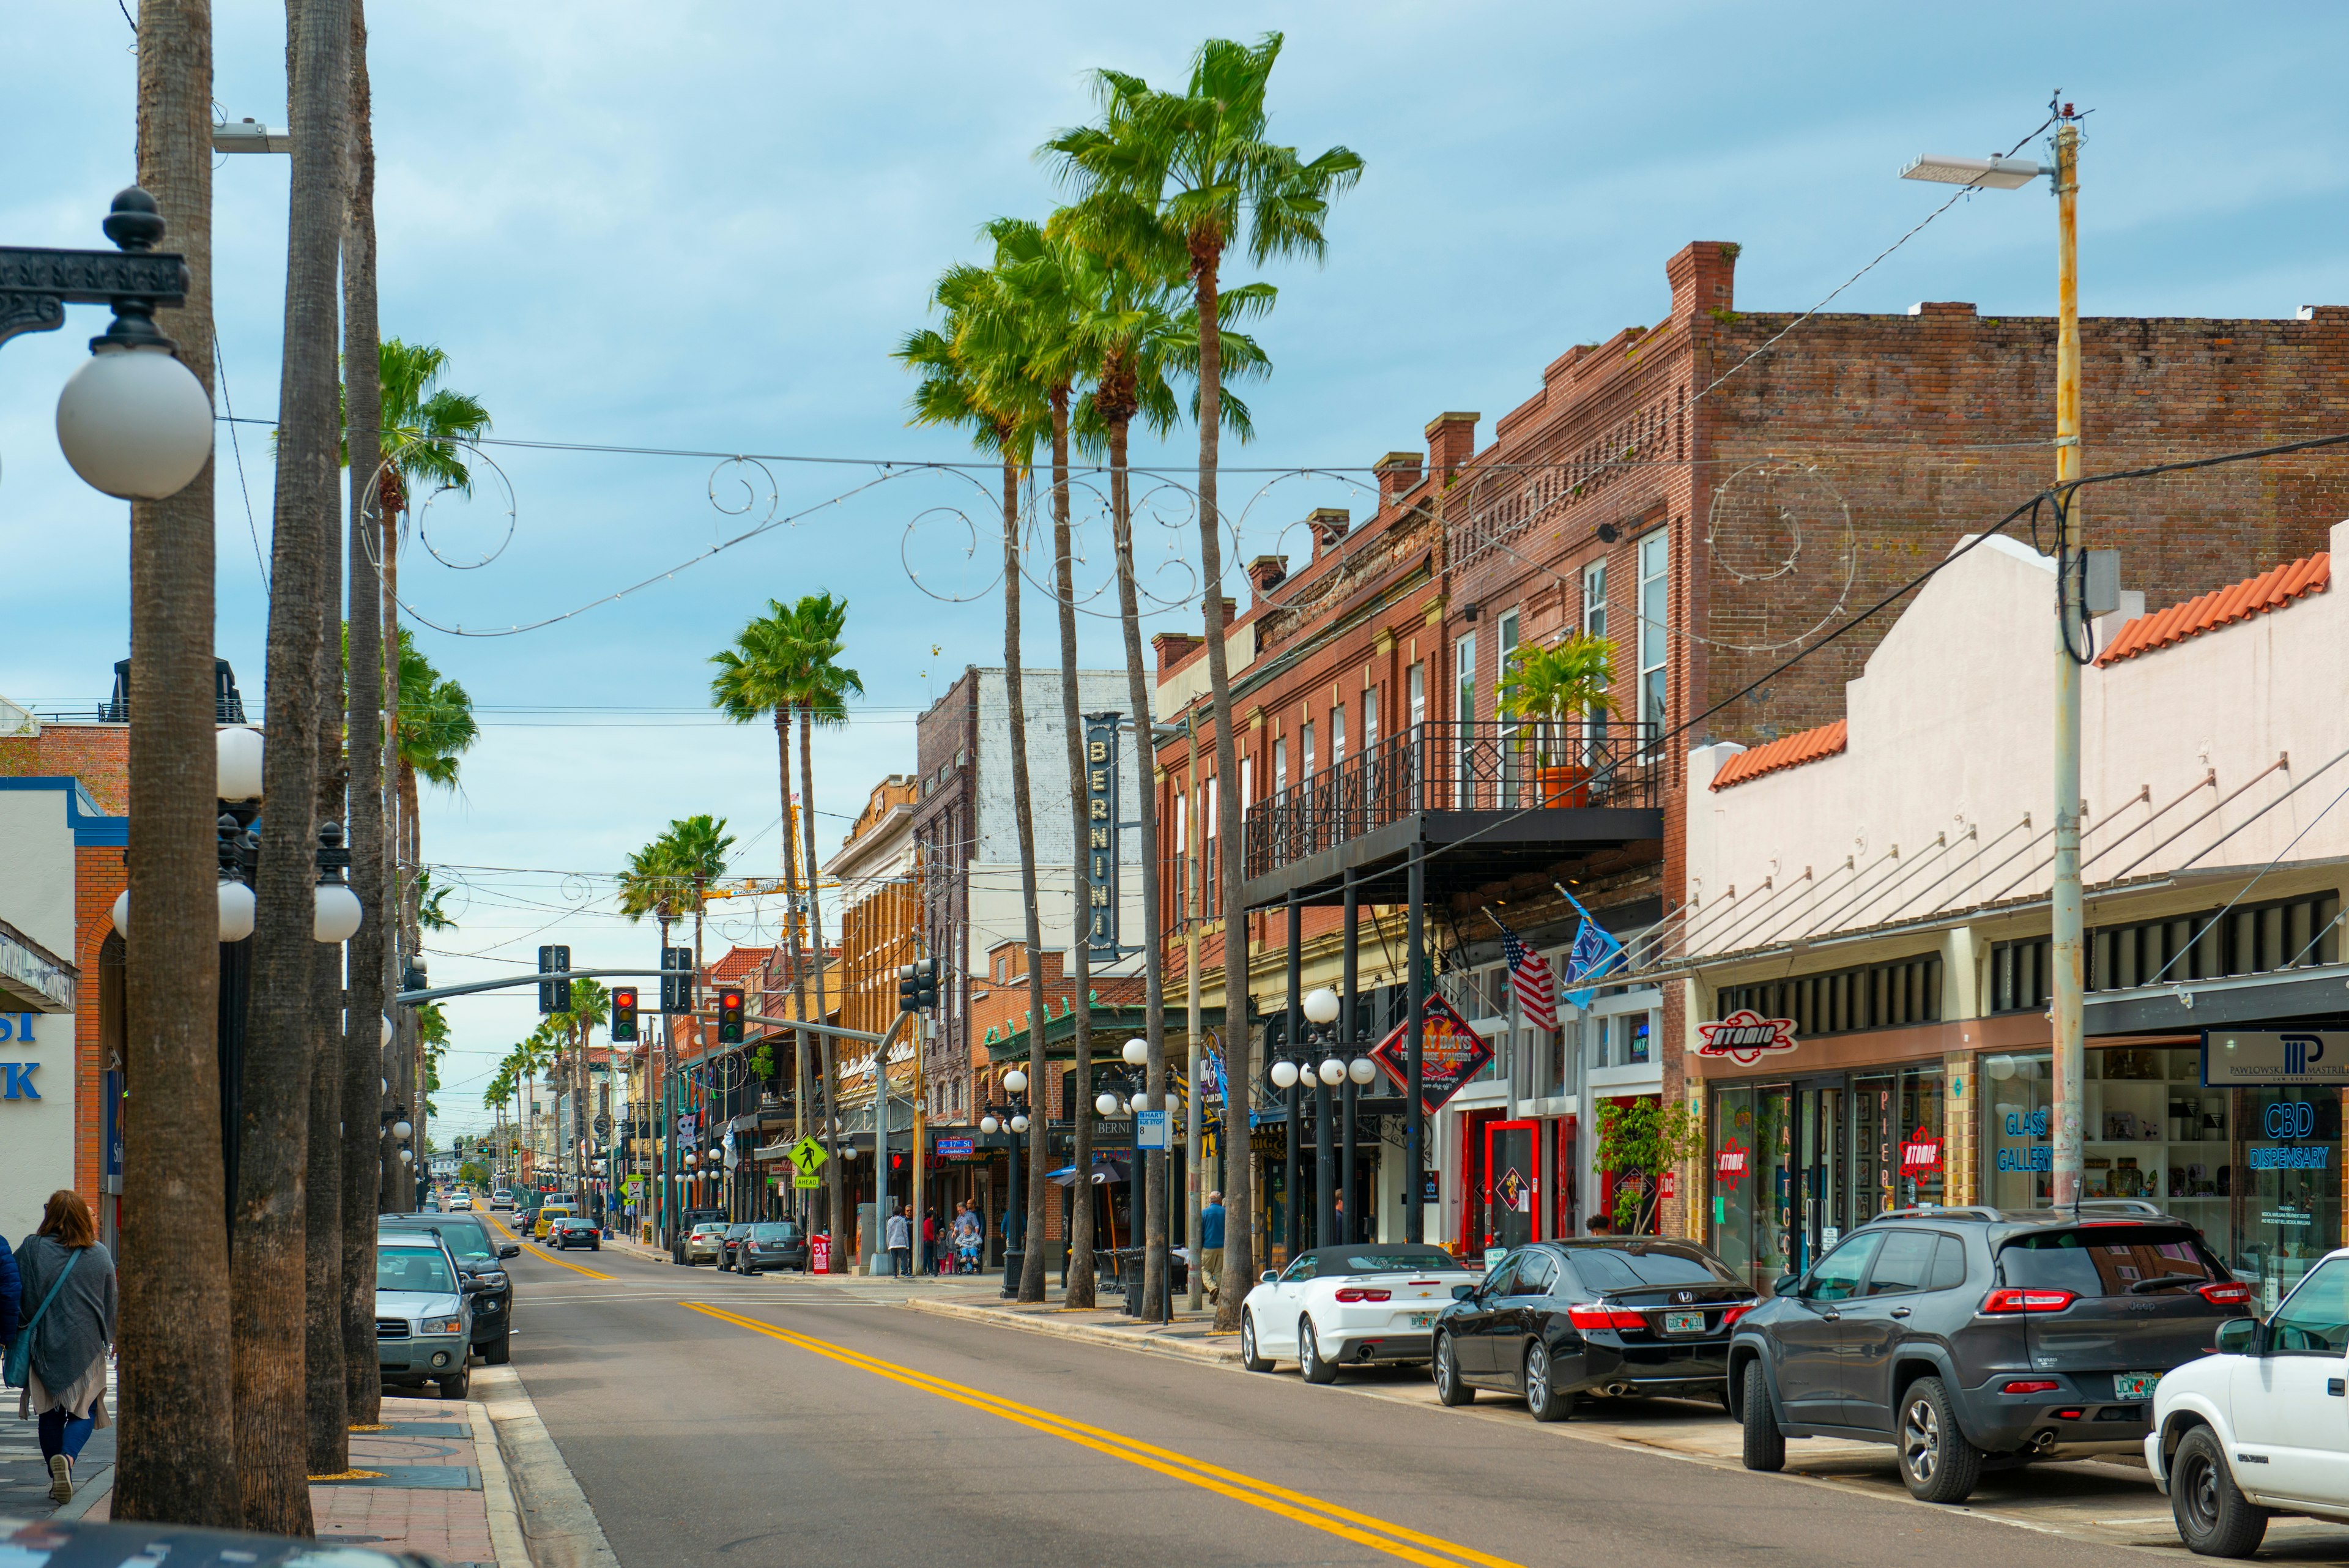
left=716, top=987, right=744, bottom=1044
left=660, top=946, right=694, bottom=1014
left=538, top=945, right=571, bottom=1014
left=899, top=957, right=938, bottom=1013
left=610, top=986, right=639, bottom=1042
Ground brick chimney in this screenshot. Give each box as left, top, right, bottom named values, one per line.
left=1667, top=240, right=1740, bottom=324
left=1151, top=630, right=1203, bottom=676
left=1245, top=554, right=1288, bottom=599
left=1425, top=412, right=1479, bottom=480
left=1308, top=507, right=1350, bottom=562
left=1375, top=450, right=1423, bottom=510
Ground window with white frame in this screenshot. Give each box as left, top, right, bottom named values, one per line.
left=1362, top=688, right=1378, bottom=754
left=1301, top=719, right=1316, bottom=784
left=1638, top=530, right=1668, bottom=740
left=1330, top=704, right=1346, bottom=767
left=1408, top=662, right=1425, bottom=727
left=1496, top=609, right=1521, bottom=790
left=1583, top=561, right=1608, bottom=640
left=1272, top=737, right=1287, bottom=800
left=1453, top=632, right=1476, bottom=807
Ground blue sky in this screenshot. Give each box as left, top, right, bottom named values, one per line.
left=5, top=1, right=2344, bottom=1134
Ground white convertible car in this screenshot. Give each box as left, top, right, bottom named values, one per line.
left=1241, top=1243, right=1482, bottom=1384
left=2148, top=1246, right=2349, bottom=1556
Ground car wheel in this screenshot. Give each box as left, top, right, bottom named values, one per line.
left=1898, top=1377, right=1983, bottom=1504
left=1299, top=1319, right=1339, bottom=1386
left=484, top=1334, right=511, bottom=1366
left=439, top=1367, right=471, bottom=1400
left=1740, top=1361, right=1785, bottom=1473
left=590, top=1241, right=599, bottom=1251
left=2173, top=1425, right=2269, bottom=1558
left=743, top=1264, right=759, bottom=1277
left=1526, top=1342, right=1574, bottom=1422
left=1240, top=1312, right=1274, bottom=1373
left=1433, top=1332, right=1475, bottom=1406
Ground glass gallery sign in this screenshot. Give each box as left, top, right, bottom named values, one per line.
left=1695, top=1009, right=1799, bottom=1065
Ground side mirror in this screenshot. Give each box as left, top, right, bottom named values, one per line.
left=1260, top=1270, right=1280, bottom=1285
left=459, top=1276, right=484, bottom=1294
left=1773, top=1274, right=1803, bottom=1299
left=2214, top=1318, right=2260, bottom=1356
left=1452, top=1283, right=1476, bottom=1301
left=499, top=1243, right=520, bottom=1259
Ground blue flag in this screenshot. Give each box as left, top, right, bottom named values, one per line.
left=1558, top=889, right=1627, bottom=1010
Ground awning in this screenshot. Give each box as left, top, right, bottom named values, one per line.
left=0, top=915, right=75, bottom=1014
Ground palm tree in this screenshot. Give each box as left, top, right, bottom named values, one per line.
left=113, top=0, right=240, bottom=1532
left=898, top=269, right=1056, bottom=1301
left=551, top=978, right=610, bottom=1192
left=1045, top=34, right=1362, bottom=1326
left=617, top=831, right=690, bottom=1243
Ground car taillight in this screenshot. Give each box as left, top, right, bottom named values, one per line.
left=1334, top=1287, right=1392, bottom=1303
left=2198, top=1282, right=2252, bottom=1307
left=1567, top=1305, right=1649, bottom=1331
left=1981, top=1288, right=2078, bottom=1314
left=1719, top=1302, right=1756, bottom=1328
left=2002, top=1379, right=2061, bottom=1394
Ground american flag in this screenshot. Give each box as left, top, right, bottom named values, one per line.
left=1497, top=921, right=1558, bottom=1032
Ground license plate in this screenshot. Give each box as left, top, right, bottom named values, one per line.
left=2113, top=1372, right=2161, bottom=1401
left=1664, top=1310, right=1707, bottom=1335
left=1409, top=1311, right=1437, bottom=1329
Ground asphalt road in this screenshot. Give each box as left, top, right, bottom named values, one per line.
left=488, top=1232, right=2167, bottom=1568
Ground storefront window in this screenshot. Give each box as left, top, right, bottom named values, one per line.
left=2236, top=1083, right=2339, bottom=1311
left=1852, top=1069, right=1945, bottom=1216
left=1712, top=1084, right=1794, bottom=1294
left=1982, top=1050, right=2054, bottom=1208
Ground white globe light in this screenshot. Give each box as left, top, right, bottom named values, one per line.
left=1129, top=1091, right=1150, bottom=1113
left=1003, top=1069, right=1028, bottom=1093
left=840, top=1144, right=858, bottom=1160
left=54, top=343, right=215, bottom=500
left=215, top=727, right=264, bottom=801
left=1122, top=1038, right=1148, bottom=1066
left=1009, top=1114, right=1030, bottom=1133
left=110, top=890, right=128, bottom=937
left=1302, top=987, right=1341, bottom=1025
left=1094, top=1091, right=1121, bottom=1118
left=313, top=882, right=363, bottom=943
left=1165, top=1093, right=1181, bottom=1115
left=216, top=879, right=255, bottom=942
left=392, top=1119, right=412, bottom=1139
left=381, top=1015, right=393, bottom=1049
left=1269, top=1060, right=1299, bottom=1090
left=398, top=1148, right=414, bottom=1165
left=683, top=1153, right=697, bottom=1167
left=980, top=1115, right=1001, bottom=1134
left=1318, top=1057, right=1346, bottom=1087
left=1348, top=1056, right=1378, bottom=1085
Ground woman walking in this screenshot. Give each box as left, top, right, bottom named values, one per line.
left=11, top=1191, right=116, bottom=1505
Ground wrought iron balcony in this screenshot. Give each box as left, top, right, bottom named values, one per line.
left=1241, top=720, right=1661, bottom=897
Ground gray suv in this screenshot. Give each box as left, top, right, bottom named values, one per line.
left=1731, top=1204, right=2251, bottom=1503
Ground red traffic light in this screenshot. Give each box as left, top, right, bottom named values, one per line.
left=717, top=988, right=746, bottom=1044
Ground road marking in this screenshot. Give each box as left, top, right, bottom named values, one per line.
left=684, top=1302, right=1521, bottom=1568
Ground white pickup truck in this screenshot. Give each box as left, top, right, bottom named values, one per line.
left=2148, top=1247, right=2349, bottom=1556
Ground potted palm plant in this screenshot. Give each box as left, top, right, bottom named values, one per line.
left=1496, top=633, right=1619, bottom=806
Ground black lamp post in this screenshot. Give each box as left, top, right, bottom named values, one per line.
left=980, top=1080, right=1030, bottom=1290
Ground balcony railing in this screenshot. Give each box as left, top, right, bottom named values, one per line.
left=1243, top=719, right=1660, bottom=880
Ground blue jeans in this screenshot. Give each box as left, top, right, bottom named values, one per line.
left=39, top=1406, right=94, bottom=1463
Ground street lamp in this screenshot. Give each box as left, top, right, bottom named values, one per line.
left=1902, top=102, right=2087, bottom=1206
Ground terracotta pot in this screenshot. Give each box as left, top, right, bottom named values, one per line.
left=1536, top=764, right=1590, bottom=808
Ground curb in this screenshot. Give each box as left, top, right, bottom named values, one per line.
left=52, top=1462, right=111, bottom=1522
left=476, top=1363, right=622, bottom=1568
left=468, top=1401, right=532, bottom=1568
left=904, top=1295, right=1241, bottom=1367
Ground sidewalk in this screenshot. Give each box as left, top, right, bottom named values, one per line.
left=59, top=1364, right=614, bottom=1568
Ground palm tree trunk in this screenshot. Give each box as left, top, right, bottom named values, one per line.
left=1004, top=455, right=1053, bottom=1304
left=1048, top=388, right=1096, bottom=1308
left=338, top=0, right=384, bottom=1427
left=798, top=708, right=839, bottom=1263
left=114, top=0, right=239, bottom=1529
left=772, top=710, right=814, bottom=1226
left=1107, top=409, right=1171, bottom=1315
left=235, top=0, right=349, bottom=1533
left=1192, top=241, right=1254, bottom=1330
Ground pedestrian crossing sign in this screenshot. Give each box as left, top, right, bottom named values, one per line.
left=787, top=1135, right=828, bottom=1176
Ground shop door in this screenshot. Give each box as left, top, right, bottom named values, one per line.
left=1795, top=1081, right=1847, bottom=1276
left=1485, top=1121, right=1538, bottom=1254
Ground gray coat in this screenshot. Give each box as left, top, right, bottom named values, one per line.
left=12, top=1235, right=116, bottom=1395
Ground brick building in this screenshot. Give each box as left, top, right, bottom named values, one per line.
left=1161, top=238, right=2349, bottom=1258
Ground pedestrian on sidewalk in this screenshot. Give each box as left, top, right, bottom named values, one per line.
left=921, top=1209, right=939, bottom=1275
left=1198, top=1191, right=1225, bottom=1304
left=885, top=1203, right=911, bottom=1279
left=9, top=1191, right=117, bottom=1506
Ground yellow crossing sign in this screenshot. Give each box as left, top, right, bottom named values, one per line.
left=787, top=1135, right=828, bottom=1176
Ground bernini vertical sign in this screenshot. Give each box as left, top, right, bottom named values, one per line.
left=1084, top=712, right=1119, bottom=960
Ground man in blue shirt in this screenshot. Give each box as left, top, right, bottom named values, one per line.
left=1198, top=1191, right=1225, bottom=1304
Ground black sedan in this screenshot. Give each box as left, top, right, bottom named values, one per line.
left=735, top=1221, right=809, bottom=1275
left=547, top=1216, right=602, bottom=1251
left=1432, top=1238, right=1757, bottom=1420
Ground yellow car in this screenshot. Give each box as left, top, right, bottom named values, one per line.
left=532, top=1202, right=577, bottom=1241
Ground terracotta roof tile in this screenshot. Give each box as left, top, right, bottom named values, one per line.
left=1709, top=719, right=1847, bottom=792
left=2096, top=553, right=2329, bottom=666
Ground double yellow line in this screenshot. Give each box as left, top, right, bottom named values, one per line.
left=487, top=1216, right=613, bottom=1281
left=685, top=1302, right=1522, bottom=1568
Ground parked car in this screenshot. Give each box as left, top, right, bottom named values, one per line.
left=375, top=1233, right=474, bottom=1399
left=684, top=1221, right=729, bottom=1266
left=2, top=1513, right=451, bottom=1566
left=533, top=1202, right=577, bottom=1241
left=381, top=1213, right=519, bottom=1365
left=2147, top=1247, right=2349, bottom=1556
left=718, top=1222, right=755, bottom=1271
left=1734, top=1205, right=2251, bottom=1504
left=737, top=1221, right=808, bottom=1275
left=1431, top=1238, right=1758, bottom=1418
left=491, top=1188, right=516, bottom=1211
left=1239, top=1244, right=1480, bottom=1383
left=548, top=1216, right=602, bottom=1251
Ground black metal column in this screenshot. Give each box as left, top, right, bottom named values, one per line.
left=1405, top=850, right=1425, bottom=1245
left=1341, top=868, right=1359, bottom=1243
left=1286, top=892, right=1302, bottom=1261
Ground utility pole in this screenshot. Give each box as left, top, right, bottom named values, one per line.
left=2048, top=112, right=2087, bottom=1209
